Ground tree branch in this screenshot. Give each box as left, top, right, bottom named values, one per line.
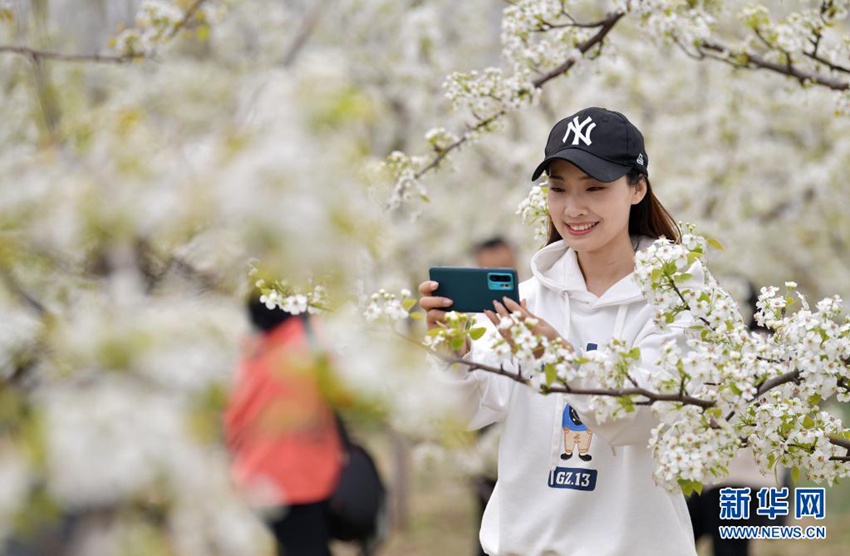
left=697, top=41, right=849, bottom=91
left=0, top=267, right=48, bottom=317
left=803, top=49, right=850, bottom=76
left=829, top=435, right=850, bottom=452
left=0, top=0, right=211, bottom=64
left=431, top=345, right=715, bottom=408
left=433, top=352, right=531, bottom=386
left=281, top=3, right=325, bottom=67
left=755, top=369, right=801, bottom=397
left=167, top=0, right=212, bottom=40
left=413, top=112, right=505, bottom=181
left=531, top=12, right=625, bottom=88
left=0, top=45, right=140, bottom=64
left=546, top=383, right=716, bottom=408
left=388, top=10, right=626, bottom=207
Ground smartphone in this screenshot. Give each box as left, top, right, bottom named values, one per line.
left=429, top=266, right=520, bottom=313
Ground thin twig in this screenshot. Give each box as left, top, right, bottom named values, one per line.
left=167, top=0, right=212, bottom=39
left=282, top=3, right=325, bottom=67
left=0, top=45, right=140, bottom=64
left=0, top=267, right=47, bottom=316
left=0, top=0, right=210, bottom=63
left=412, top=111, right=505, bottom=181
left=803, top=49, right=850, bottom=75
left=667, top=275, right=713, bottom=327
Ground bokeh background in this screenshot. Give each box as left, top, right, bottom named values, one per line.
left=1, top=0, right=850, bottom=554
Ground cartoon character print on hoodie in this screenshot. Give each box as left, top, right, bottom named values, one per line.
left=560, top=342, right=598, bottom=464
left=561, top=404, right=592, bottom=462
left=550, top=343, right=598, bottom=491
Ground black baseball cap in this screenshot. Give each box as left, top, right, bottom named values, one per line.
left=530, top=107, right=648, bottom=182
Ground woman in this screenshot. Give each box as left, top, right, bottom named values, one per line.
left=419, top=107, right=699, bottom=555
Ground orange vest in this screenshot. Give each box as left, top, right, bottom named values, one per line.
left=225, top=318, right=343, bottom=506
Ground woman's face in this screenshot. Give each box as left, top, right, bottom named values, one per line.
left=546, top=159, right=646, bottom=256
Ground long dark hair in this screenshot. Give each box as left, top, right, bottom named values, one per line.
left=546, top=170, right=680, bottom=245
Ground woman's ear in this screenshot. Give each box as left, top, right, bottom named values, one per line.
left=631, top=177, right=648, bottom=205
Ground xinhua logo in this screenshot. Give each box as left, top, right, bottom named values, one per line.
left=562, top=116, right=596, bottom=146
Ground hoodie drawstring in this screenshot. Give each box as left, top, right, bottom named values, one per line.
left=613, top=304, right=629, bottom=339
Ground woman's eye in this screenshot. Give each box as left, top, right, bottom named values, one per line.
left=588, top=186, right=604, bottom=192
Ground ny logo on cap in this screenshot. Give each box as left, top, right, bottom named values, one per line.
left=562, top=115, right=596, bottom=146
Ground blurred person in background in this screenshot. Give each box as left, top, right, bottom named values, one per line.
left=473, top=237, right=518, bottom=274
left=469, top=236, right=517, bottom=556
left=225, top=293, right=344, bottom=556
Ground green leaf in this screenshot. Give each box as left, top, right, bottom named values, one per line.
left=791, top=467, right=801, bottom=484
left=678, top=479, right=703, bottom=497
left=469, top=327, right=486, bottom=341
left=402, top=299, right=417, bottom=311
left=450, top=337, right=465, bottom=351
left=410, top=312, right=424, bottom=320
left=802, top=414, right=815, bottom=428
left=544, top=364, right=557, bottom=386
left=707, top=237, right=725, bottom=251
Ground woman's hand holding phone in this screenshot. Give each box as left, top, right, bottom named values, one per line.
left=418, top=280, right=470, bottom=357
left=484, top=297, right=569, bottom=358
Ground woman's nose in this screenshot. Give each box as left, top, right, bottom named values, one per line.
left=562, top=195, right=587, bottom=217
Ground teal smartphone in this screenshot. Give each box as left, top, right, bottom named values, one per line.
left=429, top=267, right=520, bottom=313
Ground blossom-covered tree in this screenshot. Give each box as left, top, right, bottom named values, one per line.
left=2, top=0, right=850, bottom=553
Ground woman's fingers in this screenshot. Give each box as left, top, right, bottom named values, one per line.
left=502, top=297, right=530, bottom=317
left=418, top=280, right=438, bottom=296
left=418, top=281, right=453, bottom=310
left=418, top=280, right=454, bottom=328
left=492, top=299, right=511, bottom=318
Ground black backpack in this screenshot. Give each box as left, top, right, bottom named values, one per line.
left=302, top=317, right=387, bottom=553
left=328, top=414, right=388, bottom=554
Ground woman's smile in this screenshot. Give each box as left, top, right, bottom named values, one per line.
left=565, top=221, right=599, bottom=235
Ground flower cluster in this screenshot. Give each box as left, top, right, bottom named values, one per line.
left=516, top=184, right=550, bottom=245
left=424, top=127, right=460, bottom=155
left=362, top=288, right=416, bottom=323
left=649, top=405, right=741, bottom=492
left=111, top=0, right=225, bottom=58
left=490, top=312, right=574, bottom=375
left=254, top=278, right=327, bottom=315
left=443, top=68, right=539, bottom=122
left=501, top=0, right=596, bottom=75
left=112, top=0, right=186, bottom=57
left=383, top=150, right=429, bottom=208
left=424, top=311, right=483, bottom=353
left=631, top=0, right=717, bottom=48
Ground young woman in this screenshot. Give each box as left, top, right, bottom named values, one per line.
left=419, top=107, right=699, bottom=555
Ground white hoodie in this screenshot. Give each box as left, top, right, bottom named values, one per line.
left=441, top=238, right=698, bottom=556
